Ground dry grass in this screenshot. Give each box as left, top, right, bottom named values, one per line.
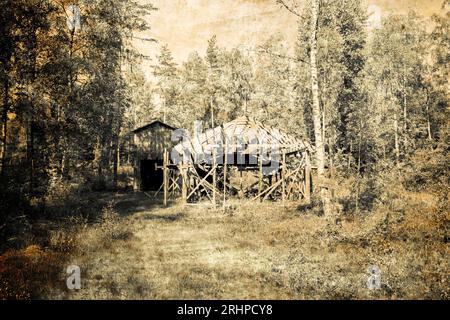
left=1, top=174, right=447, bottom=300
left=0, top=245, right=67, bottom=299
left=36, top=187, right=449, bottom=300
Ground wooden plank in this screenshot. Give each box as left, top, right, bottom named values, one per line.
left=249, top=166, right=300, bottom=202
left=263, top=166, right=300, bottom=201
left=258, top=153, right=263, bottom=199
left=285, top=168, right=300, bottom=200
left=282, top=151, right=286, bottom=205
left=223, top=140, right=227, bottom=209
left=163, top=149, right=168, bottom=206
left=143, top=191, right=152, bottom=199
left=213, top=149, right=217, bottom=208
left=190, top=169, right=214, bottom=202
left=186, top=164, right=218, bottom=200
left=181, top=153, right=187, bottom=203
left=154, top=182, right=163, bottom=197
left=286, top=180, right=294, bottom=199
left=169, top=175, right=180, bottom=193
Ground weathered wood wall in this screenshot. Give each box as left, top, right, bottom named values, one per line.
left=132, top=122, right=175, bottom=190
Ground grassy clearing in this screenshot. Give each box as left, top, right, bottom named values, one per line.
left=0, top=167, right=447, bottom=300
left=34, top=187, right=448, bottom=300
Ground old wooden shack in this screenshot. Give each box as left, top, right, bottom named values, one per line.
left=132, top=119, right=176, bottom=191
left=157, top=116, right=313, bottom=206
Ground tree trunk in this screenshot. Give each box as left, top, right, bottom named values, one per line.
left=28, top=119, right=34, bottom=193
left=69, top=27, right=75, bottom=89
left=96, top=137, right=104, bottom=185
left=113, top=134, right=119, bottom=190
left=28, top=28, right=38, bottom=193
left=309, top=0, right=332, bottom=217
left=163, top=100, right=166, bottom=123
left=1, top=78, right=9, bottom=175
left=97, top=151, right=103, bottom=183
left=322, top=106, right=326, bottom=144
left=348, top=140, right=352, bottom=171
left=210, top=96, right=214, bottom=128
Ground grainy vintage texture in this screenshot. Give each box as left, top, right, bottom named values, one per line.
left=0, top=0, right=448, bottom=300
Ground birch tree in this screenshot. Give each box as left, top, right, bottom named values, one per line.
left=278, top=0, right=332, bottom=217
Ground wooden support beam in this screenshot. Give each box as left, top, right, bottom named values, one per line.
left=163, top=149, right=168, bottom=206
left=263, top=167, right=300, bottom=201
left=212, top=148, right=217, bottom=208
left=287, top=168, right=301, bottom=200
left=191, top=168, right=213, bottom=191
left=249, top=166, right=300, bottom=202
left=190, top=169, right=214, bottom=202
left=154, top=182, right=163, bottom=197
left=181, top=153, right=187, bottom=203
left=223, top=141, right=227, bottom=209
left=282, top=151, right=286, bottom=206
left=286, top=171, right=294, bottom=199
left=186, top=164, right=218, bottom=200
left=258, top=153, right=263, bottom=201
left=169, top=176, right=180, bottom=194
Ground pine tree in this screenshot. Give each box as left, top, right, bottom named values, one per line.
left=206, top=35, right=221, bottom=127
left=153, top=44, right=179, bottom=124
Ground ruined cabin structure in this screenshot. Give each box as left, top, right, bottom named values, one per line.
left=132, top=119, right=176, bottom=191
left=155, top=116, right=313, bottom=207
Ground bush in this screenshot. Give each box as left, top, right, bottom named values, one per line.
left=403, top=144, right=449, bottom=194
left=337, top=174, right=381, bottom=215
left=99, top=201, right=132, bottom=242
left=297, top=193, right=324, bottom=216
left=0, top=245, right=65, bottom=299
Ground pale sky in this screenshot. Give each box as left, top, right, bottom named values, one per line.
left=133, top=0, right=444, bottom=70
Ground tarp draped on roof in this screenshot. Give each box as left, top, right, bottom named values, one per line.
left=173, top=116, right=311, bottom=164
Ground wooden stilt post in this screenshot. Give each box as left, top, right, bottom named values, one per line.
left=258, top=150, right=263, bottom=202
left=212, top=148, right=217, bottom=208
left=249, top=166, right=301, bottom=202
left=223, top=141, right=227, bottom=209
left=181, top=153, right=187, bottom=203
left=305, top=151, right=311, bottom=204
left=239, top=170, right=243, bottom=199
left=163, top=149, right=168, bottom=207
left=282, top=151, right=286, bottom=206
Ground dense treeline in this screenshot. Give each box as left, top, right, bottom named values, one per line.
left=0, top=0, right=448, bottom=300
left=142, top=0, right=448, bottom=216
left=0, top=0, right=155, bottom=247
left=0, top=0, right=155, bottom=193
left=147, top=1, right=448, bottom=175
left=151, top=1, right=448, bottom=180
left=0, top=0, right=448, bottom=236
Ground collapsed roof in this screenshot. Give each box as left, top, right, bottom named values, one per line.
left=173, top=116, right=311, bottom=164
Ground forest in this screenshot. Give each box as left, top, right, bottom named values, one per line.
left=0, top=0, right=448, bottom=299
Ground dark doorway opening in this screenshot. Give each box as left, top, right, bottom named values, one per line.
left=140, top=159, right=163, bottom=191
